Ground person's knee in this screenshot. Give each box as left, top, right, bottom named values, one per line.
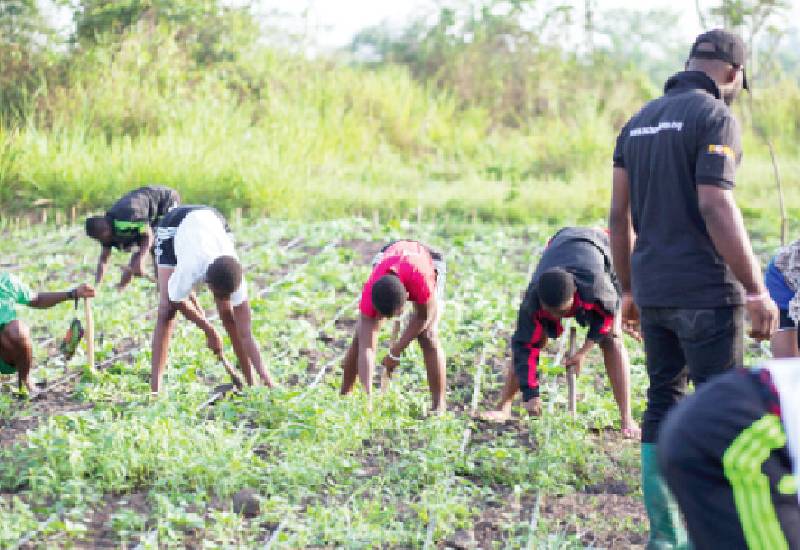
left=599, top=333, right=621, bottom=353
left=5, top=320, right=31, bottom=349
left=157, top=302, right=177, bottom=323
left=417, top=327, right=439, bottom=349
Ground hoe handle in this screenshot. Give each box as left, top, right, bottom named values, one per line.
left=84, top=298, right=95, bottom=369
left=219, top=354, right=244, bottom=390
left=566, top=326, right=577, bottom=417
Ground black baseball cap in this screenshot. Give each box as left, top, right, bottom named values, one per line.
left=689, top=29, right=748, bottom=89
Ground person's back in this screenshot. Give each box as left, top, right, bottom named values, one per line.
left=616, top=72, right=743, bottom=308
left=527, top=227, right=618, bottom=315
left=150, top=204, right=274, bottom=394
left=86, top=185, right=180, bottom=288
left=360, top=241, right=437, bottom=315
left=107, top=185, right=179, bottom=228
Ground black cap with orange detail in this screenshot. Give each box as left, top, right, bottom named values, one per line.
left=689, top=29, right=749, bottom=90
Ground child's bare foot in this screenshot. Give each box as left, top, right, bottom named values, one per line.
left=478, top=409, right=511, bottom=422
left=523, top=397, right=542, bottom=416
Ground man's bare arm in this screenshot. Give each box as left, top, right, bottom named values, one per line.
left=95, top=247, right=112, bottom=284
left=129, top=229, right=153, bottom=275
left=28, top=284, right=95, bottom=308
left=118, top=230, right=154, bottom=289
left=233, top=301, right=275, bottom=387
left=609, top=167, right=635, bottom=293
left=176, top=298, right=215, bottom=335
left=697, top=185, right=764, bottom=294
left=698, top=185, right=778, bottom=340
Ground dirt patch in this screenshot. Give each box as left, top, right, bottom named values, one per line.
left=339, top=239, right=382, bottom=264
left=0, top=384, right=94, bottom=449
left=541, top=492, right=646, bottom=548
left=466, top=490, right=645, bottom=549
left=68, top=491, right=151, bottom=549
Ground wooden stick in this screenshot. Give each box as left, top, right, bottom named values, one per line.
left=470, top=349, right=486, bottom=415
left=84, top=298, right=95, bottom=369
left=566, top=326, right=577, bottom=417
left=219, top=355, right=244, bottom=389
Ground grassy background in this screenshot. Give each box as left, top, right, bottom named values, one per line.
left=2, top=6, right=799, bottom=238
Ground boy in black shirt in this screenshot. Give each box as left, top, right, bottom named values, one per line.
left=480, top=227, right=639, bottom=438
left=85, top=185, right=180, bottom=290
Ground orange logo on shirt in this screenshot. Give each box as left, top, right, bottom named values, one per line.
left=708, top=144, right=735, bottom=160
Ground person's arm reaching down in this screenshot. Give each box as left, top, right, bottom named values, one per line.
left=176, top=296, right=224, bottom=358
left=95, top=247, right=112, bottom=285
left=564, top=338, right=595, bottom=376
left=233, top=300, right=275, bottom=387
left=609, top=166, right=640, bottom=339
left=387, top=299, right=433, bottom=359
left=215, top=297, right=255, bottom=385
left=697, top=185, right=779, bottom=340
left=357, top=314, right=379, bottom=398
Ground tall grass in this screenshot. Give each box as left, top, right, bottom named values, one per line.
left=0, top=26, right=798, bottom=239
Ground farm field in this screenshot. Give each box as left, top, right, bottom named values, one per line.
left=0, top=216, right=773, bottom=548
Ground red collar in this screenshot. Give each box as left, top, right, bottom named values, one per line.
left=537, top=291, right=583, bottom=322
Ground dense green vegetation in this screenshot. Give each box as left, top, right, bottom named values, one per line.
left=1, top=217, right=659, bottom=547
left=0, top=3, right=795, bottom=546
left=1, top=0, right=798, bottom=230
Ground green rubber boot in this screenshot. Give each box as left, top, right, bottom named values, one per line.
left=642, top=443, right=689, bottom=550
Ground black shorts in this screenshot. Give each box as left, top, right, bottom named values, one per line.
left=779, top=309, right=798, bottom=330
left=154, top=228, right=177, bottom=266
left=155, top=205, right=228, bottom=267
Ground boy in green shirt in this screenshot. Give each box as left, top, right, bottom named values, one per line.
left=0, top=273, right=95, bottom=394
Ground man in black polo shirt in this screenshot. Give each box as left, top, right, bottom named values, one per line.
left=610, top=29, right=779, bottom=548
left=85, top=185, right=180, bottom=290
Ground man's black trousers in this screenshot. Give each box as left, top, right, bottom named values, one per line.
left=640, top=306, right=744, bottom=443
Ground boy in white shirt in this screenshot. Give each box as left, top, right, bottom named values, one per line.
left=150, top=205, right=275, bottom=393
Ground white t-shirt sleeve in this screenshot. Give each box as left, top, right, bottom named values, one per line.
left=230, top=277, right=248, bottom=307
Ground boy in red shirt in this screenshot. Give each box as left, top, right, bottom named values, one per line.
left=340, top=240, right=447, bottom=412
